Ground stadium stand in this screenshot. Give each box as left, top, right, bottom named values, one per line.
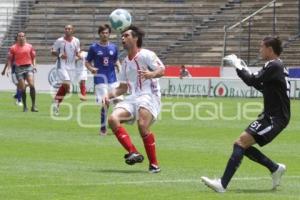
left=0, top=0, right=299, bottom=67
left=0, top=0, right=35, bottom=60
left=0, top=0, right=20, bottom=46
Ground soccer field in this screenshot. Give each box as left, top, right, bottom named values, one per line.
left=0, top=92, right=299, bottom=200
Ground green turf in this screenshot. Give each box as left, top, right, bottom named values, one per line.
left=0, top=92, right=299, bottom=200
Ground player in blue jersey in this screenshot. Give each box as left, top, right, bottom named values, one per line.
left=1, top=60, right=23, bottom=106
left=1, top=37, right=23, bottom=106
left=85, top=24, right=121, bottom=135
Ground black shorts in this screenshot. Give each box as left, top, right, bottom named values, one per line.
left=245, top=113, right=288, bottom=146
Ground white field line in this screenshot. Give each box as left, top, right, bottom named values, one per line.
left=0, top=176, right=300, bottom=188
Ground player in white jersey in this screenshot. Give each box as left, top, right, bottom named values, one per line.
left=75, top=50, right=88, bottom=84
left=51, top=25, right=87, bottom=115
left=103, top=25, right=165, bottom=173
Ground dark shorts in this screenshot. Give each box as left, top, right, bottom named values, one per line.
left=245, top=113, right=288, bottom=146
left=15, top=65, right=34, bottom=80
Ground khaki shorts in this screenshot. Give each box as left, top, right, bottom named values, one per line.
left=15, top=65, right=34, bottom=80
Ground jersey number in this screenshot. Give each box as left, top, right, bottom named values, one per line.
left=250, top=121, right=262, bottom=130
left=103, top=57, right=109, bottom=66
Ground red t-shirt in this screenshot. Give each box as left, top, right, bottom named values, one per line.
left=9, top=43, right=36, bottom=66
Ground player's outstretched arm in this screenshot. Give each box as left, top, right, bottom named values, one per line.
left=223, top=54, right=251, bottom=73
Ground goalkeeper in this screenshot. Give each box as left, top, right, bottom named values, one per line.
left=201, top=36, right=291, bottom=192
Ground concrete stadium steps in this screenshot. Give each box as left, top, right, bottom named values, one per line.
left=21, top=0, right=219, bottom=64
left=164, top=0, right=299, bottom=66
left=1, top=0, right=299, bottom=66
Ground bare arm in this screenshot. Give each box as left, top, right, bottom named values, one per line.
left=103, top=83, right=128, bottom=106
left=32, top=58, right=36, bottom=67
left=108, top=83, right=128, bottom=98
left=85, top=61, right=98, bottom=74
left=51, top=47, right=67, bottom=59
left=115, top=59, right=121, bottom=73
left=139, top=67, right=165, bottom=80
left=1, top=61, right=9, bottom=76
left=51, top=48, right=59, bottom=57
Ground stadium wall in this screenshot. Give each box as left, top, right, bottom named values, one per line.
left=165, top=66, right=220, bottom=77
left=0, top=64, right=299, bottom=98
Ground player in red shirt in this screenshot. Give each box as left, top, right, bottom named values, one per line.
left=7, top=32, right=37, bottom=112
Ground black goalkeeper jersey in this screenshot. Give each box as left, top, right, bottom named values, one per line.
left=237, top=59, right=290, bottom=124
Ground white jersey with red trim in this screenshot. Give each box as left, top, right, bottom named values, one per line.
left=52, top=36, right=80, bottom=69
left=119, top=49, right=165, bottom=98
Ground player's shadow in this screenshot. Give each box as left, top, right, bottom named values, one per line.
left=231, top=188, right=277, bottom=193
left=94, top=169, right=146, bottom=174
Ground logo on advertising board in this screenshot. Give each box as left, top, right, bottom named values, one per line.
left=213, top=82, right=228, bottom=97
left=48, top=67, right=62, bottom=89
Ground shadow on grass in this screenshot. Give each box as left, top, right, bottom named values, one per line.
left=93, top=169, right=146, bottom=174
left=231, top=188, right=276, bottom=193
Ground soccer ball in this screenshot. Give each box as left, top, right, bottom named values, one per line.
left=109, top=9, right=132, bottom=32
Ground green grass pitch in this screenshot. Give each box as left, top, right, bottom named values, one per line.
left=0, top=92, right=299, bottom=200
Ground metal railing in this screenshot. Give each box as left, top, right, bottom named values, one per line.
left=221, top=0, right=277, bottom=70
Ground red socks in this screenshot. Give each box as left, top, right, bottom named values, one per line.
left=80, top=81, right=86, bottom=96
left=114, top=126, right=137, bottom=153
left=55, top=85, right=67, bottom=104
left=142, top=133, right=158, bottom=166
left=114, top=127, right=159, bottom=166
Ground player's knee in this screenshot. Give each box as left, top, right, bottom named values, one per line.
left=234, top=134, right=253, bottom=149
left=108, top=115, right=119, bottom=128
left=63, top=84, right=70, bottom=92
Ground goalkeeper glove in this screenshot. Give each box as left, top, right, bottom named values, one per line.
left=223, top=54, right=251, bottom=73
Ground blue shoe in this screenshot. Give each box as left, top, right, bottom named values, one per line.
left=99, top=126, right=107, bottom=136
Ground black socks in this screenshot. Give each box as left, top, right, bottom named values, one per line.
left=244, top=146, right=278, bottom=173
left=221, top=144, right=245, bottom=188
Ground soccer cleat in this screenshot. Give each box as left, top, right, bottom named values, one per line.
left=201, top=176, right=226, bottom=193
left=271, top=163, right=286, bottom=190
left=124, top=152, right=144, bottom=165
left=52, top=103, right=59, bottom=116
left=16, top=101, right=23, bottom=107
left=99, top=127, right=107, bottom=136
left=31, top=106, right=39, bottom=112
left=79, top=95, right=87, bottom=101
left=149, top=164, right=161, bottom=173
left=23, top=107, right=28, bottom=112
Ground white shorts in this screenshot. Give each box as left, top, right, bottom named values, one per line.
left=77, top=68, right=87, bottom=81
left=114, top=94, right=161, bottom=123
left=57, top=68, right=86, bottom=83
left=95, top=82, right=122, bottom=104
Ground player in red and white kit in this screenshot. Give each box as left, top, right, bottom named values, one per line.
left=51, top=25, right=87, bottom=115
left=103, top=25, right=165, bottom=173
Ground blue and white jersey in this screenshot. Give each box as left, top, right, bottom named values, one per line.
left=86, top=42, right=118, bottom=84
